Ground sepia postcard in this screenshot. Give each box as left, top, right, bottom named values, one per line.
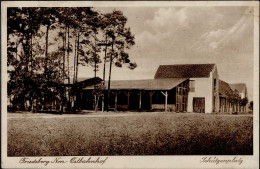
left=1, top=1, right=259, bottom=168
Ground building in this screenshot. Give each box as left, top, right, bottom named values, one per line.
left=9, top=63, right=247, bottom=113
left=82, top=78, right=189, bottom=112
left=218, top=81, right=248, bottom=113
left=219, top=80, right=234, bottom=113
left=229, top=83, right=248, bottom=99
left=80, top=63, right=223, bottom=113
left=154, top=64, right=219, bottom=113
left=7, top=77, right=103, bottom=112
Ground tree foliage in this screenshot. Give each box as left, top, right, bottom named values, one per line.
left=240, top=97, right=248, bottom=106
left=7, top=7, right=136, bottom=112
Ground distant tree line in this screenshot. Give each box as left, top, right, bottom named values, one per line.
left=7, top=7, right=137, bottom=113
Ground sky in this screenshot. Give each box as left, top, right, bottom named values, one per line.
left=77, top=6, right=254, bottom=100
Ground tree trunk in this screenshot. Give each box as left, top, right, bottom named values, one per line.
left=63, top=32, right=66, bottom=82
left=30, top=32, right=33, bottom=75
left=71, top=35, right=77, bottom=111
left=107, top=39, right=114, bottom=112
left=76, top=33, right=79, bottom=82
left=73, top=36, right=77, bottom=84
left=102, top=35, right=108, bottom=112
left=45, top=24, right=49, bottom=77
left=67, top=26, right=71, bottom=113
left=102, top=34, right=108, bottom=82
left=102, top=34, right=108, bottom=112
left=60, top=32, right=66, bottom=114
left=73, top=33, right=80, bottom=112
left=67, top=26, right=70, bottom=84
left=44, top=24, right=49, bottom=110
left=94, top=32, right=97, bottom=78
left=29, top=18, right=33, bottom=112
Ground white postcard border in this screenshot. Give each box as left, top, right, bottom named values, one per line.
left=1, top=1, right=259, bottom=169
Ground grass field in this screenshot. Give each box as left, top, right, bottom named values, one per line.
left=8, top=113, right=253, bottom=156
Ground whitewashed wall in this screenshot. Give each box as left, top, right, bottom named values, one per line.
left=187, top=65, right=219, bottom=113
left=187, top=77, right=212, bottom=113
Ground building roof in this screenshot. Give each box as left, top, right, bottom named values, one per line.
left=77, top=77, right=94, bottom=83
left=63, top=77, right=98, bottom=85
left=154, top=64, right=215, bottom=79
left=62, top=77, right=102, bottom=89
left=229, top=83, right=246, bottom=93
left=219, top=80, right=233, bottom=97
left=82, top=78, right=187, bottom=90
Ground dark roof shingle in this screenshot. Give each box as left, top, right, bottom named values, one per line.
left=154, top=64, right=215, bottom=79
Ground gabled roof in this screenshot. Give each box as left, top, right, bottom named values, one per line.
left=154, top=64, right=215, bottom=79
left=219, top=80, right=233, bottom=97
left=82, top=78, right=187, bottom=90
left=229, top=83, right=246, bottom=93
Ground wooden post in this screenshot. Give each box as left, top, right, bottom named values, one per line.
left=161, top=91, right=168, bottom=112
left=227, top=99, right=229, bottom=113
left=115, top=91, right=118, bottom=112
left=127, top=93, right=130, bottom=110
left=223, top=99, right=225, bottom=112
left=124, top=91, right=131, bottom=110
left=176, top=87, right=178, bottom=112
left=102, top=96, right=104, bottom=112
left=231, top=103, right=233, bottom=114
left=138, top=91, right=142, bottom=111
left=185, top=82, right=188, bottom=112
left=93, top=95, right=96, bottom=110
left=149, top=91, right=154, bottom=111
left=166, top=91, right=168, bottom=112
left=225, top=100, right=229, bottom=113
left=226, top=100, right=228, bottom=113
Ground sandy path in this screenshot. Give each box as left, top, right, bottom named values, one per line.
left=7, top=111, right=253, bottom=119
left=7, top=111, right=164, bottom=119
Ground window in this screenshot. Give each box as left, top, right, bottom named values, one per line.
left=214, top=79, right=217, bottom=91
left=189, top=80, right=195, bottom=92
